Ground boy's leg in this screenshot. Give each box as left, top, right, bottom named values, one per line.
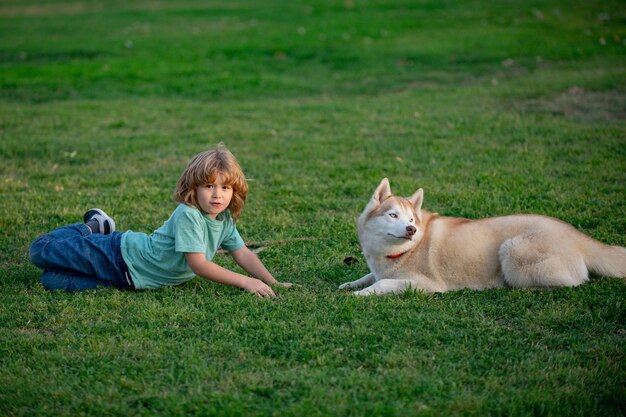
left=41, top=270, right=115, bottom=292
left=30, top=224, right=89, bottom=271
left=30, top=224, right=129, bottom=288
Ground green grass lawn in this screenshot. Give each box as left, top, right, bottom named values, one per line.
left=1, top=0, right=625, bottom=416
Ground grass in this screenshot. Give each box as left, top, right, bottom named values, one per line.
left=1, top=0, right=625, bottom=416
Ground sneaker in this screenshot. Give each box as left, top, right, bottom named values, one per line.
left=83, top=208, right=116, bottom=234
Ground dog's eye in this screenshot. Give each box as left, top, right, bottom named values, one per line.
left=389, top=213, right=398, bottom=219
left=410, top=218, right=414, bottom=223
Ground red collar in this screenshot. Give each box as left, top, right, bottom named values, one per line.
left=387, top=252, right=406, bottom=259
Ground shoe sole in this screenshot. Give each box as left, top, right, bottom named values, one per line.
left=84, top=208, right=116, bottom=234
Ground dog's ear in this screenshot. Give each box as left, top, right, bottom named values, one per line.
left=409, top=188, right=424, bottom=222
left=372, top=178, right=392, bottom=204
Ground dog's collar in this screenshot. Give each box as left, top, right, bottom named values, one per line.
left=387, top=252, right=407, bottom=259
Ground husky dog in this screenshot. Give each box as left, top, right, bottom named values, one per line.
left=339, top=178, right=626, bottom=295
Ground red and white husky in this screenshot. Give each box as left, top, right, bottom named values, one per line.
left=339, top=178, right=626, bottom=295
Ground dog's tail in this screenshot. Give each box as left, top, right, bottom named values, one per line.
left=583, top=238, right=626, bottom=278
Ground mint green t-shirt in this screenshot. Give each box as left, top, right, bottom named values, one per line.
left=121, top=204, right=245, bottom=289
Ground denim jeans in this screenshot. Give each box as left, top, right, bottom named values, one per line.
left=29, top=223, right=134, bottom=292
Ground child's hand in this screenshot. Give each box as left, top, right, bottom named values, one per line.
left=242, top=278, right=276, bottom=298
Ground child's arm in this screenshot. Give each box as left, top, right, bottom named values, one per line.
left=185, top=252, right=276, bottom=298
left=230, top=246, right=292, bottom=287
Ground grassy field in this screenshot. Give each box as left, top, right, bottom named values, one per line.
left=1, top=0, right=625, bottom=416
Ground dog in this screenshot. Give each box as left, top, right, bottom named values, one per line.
left=339, top=178, right=626, bottom=295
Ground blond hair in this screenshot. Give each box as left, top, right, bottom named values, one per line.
left=173, top=143, right=248, bottom=220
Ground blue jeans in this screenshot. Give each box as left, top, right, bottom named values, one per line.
left=29, top=223, right=134, bottom=292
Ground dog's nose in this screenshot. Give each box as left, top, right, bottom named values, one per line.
left=406, top=226, right=416, bottom=235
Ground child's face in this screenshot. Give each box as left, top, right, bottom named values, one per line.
left=196, top=174, right=234, bottom=219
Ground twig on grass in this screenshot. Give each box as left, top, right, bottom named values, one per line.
left=217, top=237, right=318, bottom=254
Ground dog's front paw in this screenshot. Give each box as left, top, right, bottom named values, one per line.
left=353, top=289, right=374, bottom=296
left=338, top=281, right=355, bottom=290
